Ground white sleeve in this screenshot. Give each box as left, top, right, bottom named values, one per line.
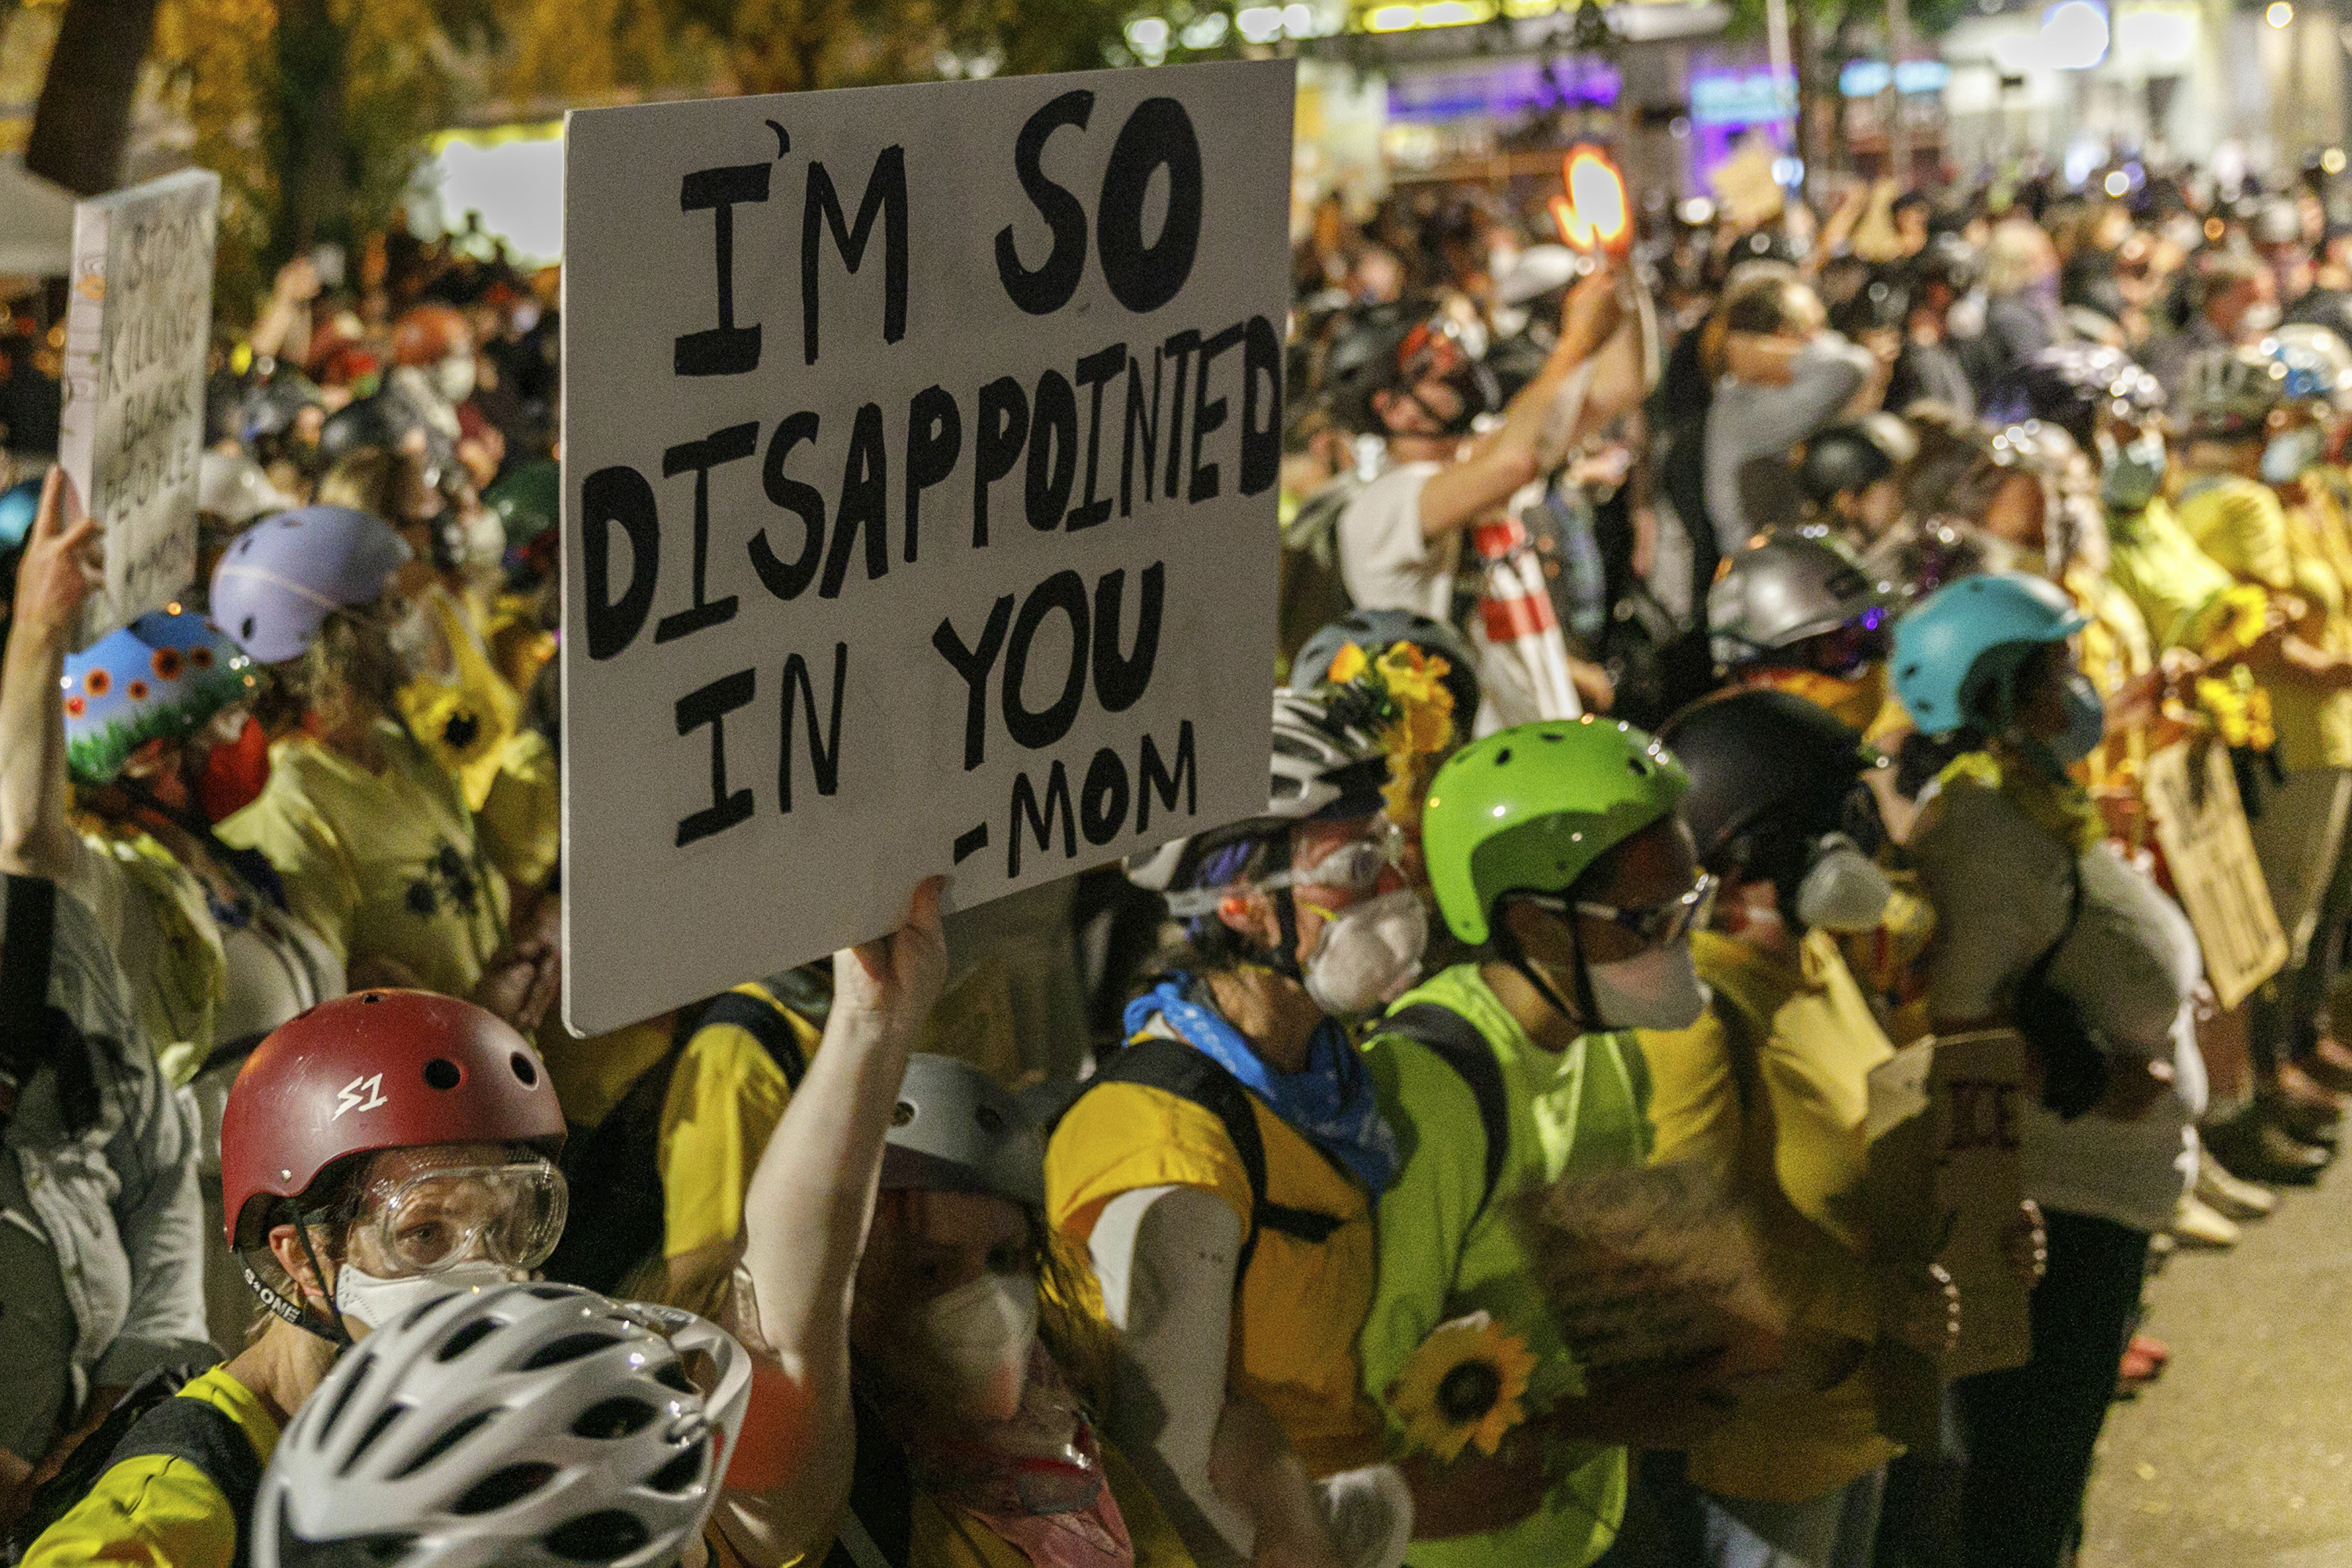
left=1315, top=1465, right=1415, bottom=1568
left=1088, top=1185, right=1252, bottom=1564
left=1338, top=466, right=1445, bottom=618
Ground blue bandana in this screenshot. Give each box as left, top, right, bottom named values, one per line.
left=1124, top=973, right=1400, bottom=1194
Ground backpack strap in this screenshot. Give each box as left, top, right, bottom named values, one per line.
left=821, top=1389, right=913, bottom=1568
left=1380, top=1004, right=1512, bottom=1225
left=1092, top=1036, right=1345, bottom=1284
left=688, top=989, right=811, bottom=1091
left=102, top=1395, right=263, bottom=1568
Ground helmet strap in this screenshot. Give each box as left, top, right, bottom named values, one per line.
left=1491, top=901, right=1596, bottom=1034
left=240, top=1217, right=354, bottom=1347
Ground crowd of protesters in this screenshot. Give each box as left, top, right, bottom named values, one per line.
left=2, top=140, right=2349, bottom=1568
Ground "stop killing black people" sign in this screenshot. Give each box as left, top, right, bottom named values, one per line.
left=561, top=61, right=1291, bottom=1033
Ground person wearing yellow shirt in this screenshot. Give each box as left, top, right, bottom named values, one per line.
left=205, top=505, right=558, bottom=1036
left=2172, top=347, right=2352, bottom=1163
left=1048, top=686, right=1421, bottom=1568
left=2255, top=328, right=2352, bottom=1101
left=538, top=975, right=823, bottom=1314
left=1641, top=691, right=1969, bottom=1568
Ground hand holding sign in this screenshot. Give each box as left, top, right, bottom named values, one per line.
left=13, top=469, right=102, bottom=645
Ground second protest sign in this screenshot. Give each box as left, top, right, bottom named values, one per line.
left=562, top=60, right=1291, bottom=1033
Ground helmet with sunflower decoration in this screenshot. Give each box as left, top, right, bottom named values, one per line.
left=61, top=609, right=257, bottom=784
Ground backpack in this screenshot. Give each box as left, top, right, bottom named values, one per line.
left=542, top=983, right=812, bottom=1296
left=1277, top=476, right=1362, bottom=681
left=2, top=1365, right=252, bottom=1568
left=1082, top=1004, right=1513, bottom=1280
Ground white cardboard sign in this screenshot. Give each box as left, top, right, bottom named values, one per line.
left=56, top=169, right=220, bottom=644
left=561, top=62, right=1292, bottom=1033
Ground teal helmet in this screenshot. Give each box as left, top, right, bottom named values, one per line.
left=1891, top=572, right=2085, bottom=737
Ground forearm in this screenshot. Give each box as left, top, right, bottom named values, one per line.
left=0, top=619, right=75, bottom=880
left=1093, top=1186, right=1252, bottom=1561
left=730, top=1000, right=916, bottom=1549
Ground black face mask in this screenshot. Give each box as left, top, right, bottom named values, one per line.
left=1402, top=361, right=1501, bottom=439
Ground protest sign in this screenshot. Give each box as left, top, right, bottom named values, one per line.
left=561, top=62, right=1291, bottom=1033
left=56, top=169, right=220, bottom=644
left=1865, top=1029, right=2031, bottom=1448
left=2143, top=738, right=2286, bottom=1009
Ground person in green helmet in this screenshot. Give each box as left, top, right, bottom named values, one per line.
left=1354, top=716, right=1737, bottom=1568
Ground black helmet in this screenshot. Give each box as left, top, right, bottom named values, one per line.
left=1319, top=299, right=1498, bottom=435
left=1291, top=608, right=1482, bottom=720
left=1908, top=231, right=1982, bottom=298
left=1657, top=688, right=1882, bottom=884
left=318, top=386, right=459, bottom=477
left=1981, top=343, right=2164, bottom=448
left=1798, top=415, right=1918, bottom=505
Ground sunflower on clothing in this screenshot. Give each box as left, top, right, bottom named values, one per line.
left=1386, top=1312, right=1537, bottom=1464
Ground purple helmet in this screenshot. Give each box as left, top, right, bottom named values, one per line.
left=209, top=506, right=412, bottom=664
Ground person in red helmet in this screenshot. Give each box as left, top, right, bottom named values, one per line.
left=21, top=875, right=949, bottom=1568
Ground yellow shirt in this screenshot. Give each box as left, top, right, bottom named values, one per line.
left=1044, top=1079, right=1387, bottom=1478
left=217, top=720, right=507, bottom=998
left=2065, top=561, right=2158, bottom=800
left=2107, top=495, right=2241, bottom=652
left=2279, top=474, right=2352, bottom=769
left=23, top=1367, right=277, bottom=1568
left=538, top=985, right=816, bottom=1273
left=1639, top=929, right=1899, bottom=1504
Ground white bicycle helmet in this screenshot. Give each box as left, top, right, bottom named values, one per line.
left=1125, top=685, right=1390, bottom=898
left=254, top=1283, right=753, bottom=1568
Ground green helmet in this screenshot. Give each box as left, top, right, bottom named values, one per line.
left=484, top=460, right=560, bottom=549
left=1422, top=717, right=1688, bottom=945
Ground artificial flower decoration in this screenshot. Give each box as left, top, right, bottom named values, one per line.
left=1388, top=1312, right=1536, bottom=1464
left=1324, top=640, right=1463, bottom=828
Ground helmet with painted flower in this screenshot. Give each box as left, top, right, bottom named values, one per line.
left=61, top=609, right=257, bottom=784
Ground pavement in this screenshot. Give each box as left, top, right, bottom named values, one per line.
left=2080, top=1154, right=2352, bottom=1566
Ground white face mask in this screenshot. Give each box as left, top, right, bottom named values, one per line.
left=333, top=1258, right=525, bottom=1332
left=434, top=352, right=477, bottom=405
left=1303, top=889, right=1428, bottom=1018
left=919, top=1270, right=1040, bottom=1425
left=1584, top=940, right=1708, bottom=1031
left=1795, top=834, right=1895, bottom=933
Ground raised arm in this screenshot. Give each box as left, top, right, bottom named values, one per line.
left=716, top=877, right=947, bottom=1564
left=2, top=469, right=99, bottom=882
left=1417, top=268, right=1627, bottom=539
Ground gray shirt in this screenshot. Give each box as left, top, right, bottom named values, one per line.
left=1, top=885, right=212, bottom=1428
left=1703, top=332, right=1876, bottom=543
left=1911, top=777, right=2201, bottom=1232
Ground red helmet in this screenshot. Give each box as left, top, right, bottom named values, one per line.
left=390, top=304, right=468, bottom=367
left=220, top=990, right=566, bottom=1250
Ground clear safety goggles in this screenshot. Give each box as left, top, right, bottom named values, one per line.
left=1258, top=823, right=1410, bottom=897
left=349, top=1159, right=568, bottom=1275
left=1521, top=869, right=1719, bottom=949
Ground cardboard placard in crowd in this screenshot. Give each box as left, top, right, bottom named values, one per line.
left=56, top=169, right=221, bottom=645
left=2142, top=738, right=2287, bottom=1010
left=1864, top=1029, right=2032, bottom=1450
left=561, top=62, right=1291, bottom=1033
